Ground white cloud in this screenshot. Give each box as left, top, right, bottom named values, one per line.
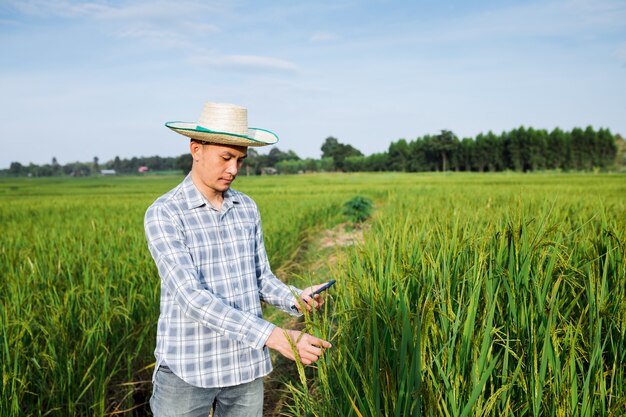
left=5, top=0, right=224, bottom=54
left=190, top=54, right=298, bottom=72
left=114, top=21, right=220, bottom=49
left=372, top=0, right=626, bottom=48
left=116, top=26, right=188, bottom=48
left=186, top=22, right=220, bottom=35
left=9, top=0, right=117, bottom=19
left=310, top=31, right=336, bottom=43
left=567, top=0, right=626, bottom=28
left=7, top=0, right=220, bottom=21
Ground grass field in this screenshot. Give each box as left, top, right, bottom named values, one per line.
left=1, top=172, right=624, bottom=416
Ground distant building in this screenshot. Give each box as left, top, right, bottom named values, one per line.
left=138, top=166, right=149, bottom=173
left=101, top=169, right=116, bottom=175
left=261, top=167, right=278, bottom=175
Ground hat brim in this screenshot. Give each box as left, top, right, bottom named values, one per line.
left=165, top=121, right=279, bottom=147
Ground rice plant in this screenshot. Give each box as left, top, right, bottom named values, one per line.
left=0, top=175, right=345, bottom=416
left=1, top=172, right=624, bottom=416
left=282, top=173, right=626, bottom=417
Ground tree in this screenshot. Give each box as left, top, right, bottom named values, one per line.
left=570, top=127, right=588, bottom=170
left=302, top=158, right=321, bottom=172
left=63, top=162, right=91, bottom=177
left=387, top=139, right=410, bottom=171
left=505, top=127, right=525, bottom=171
left=363, top=152, right=389, bottom=172
left=546, top=128, right=567, bottom=170
left=405, top=138, right=432, bottom=172
left=484, top=131, right=504, bottom=171
left=319, top=157, right=335, bottom=172
left=526, top=128, right=547, bottom=171
left=596, top=128, right=617, bottom=169
left=458, top=137, right=474, bottom=171
left=267, top=148, right=299, bottom=166
left=9, top=162, right=24, bottom=176
left=583, top=126, right=597, bottom=170
left=321, top=137, right=340, bottom=159
left=51, top=157, right=61, bottom=176
left=614, top=134, right=626, bottom=169
left=321, top=136, right=363, bottom=171
left=343, top=155, right=367, bottom=172
left=474, top=133, right=489, bottom=172
left=432, top=130, right=459, bottom=171
left=113, top=156, right=122, bottom=173
left=275, top=159, right=302, bottom=174
left=176, top=154, right=192, bottom=175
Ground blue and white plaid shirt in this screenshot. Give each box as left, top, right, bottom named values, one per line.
left=144, top=174, right=301, bottom=388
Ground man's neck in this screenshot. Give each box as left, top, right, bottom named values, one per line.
left=191, top=171, right=224, bottom=210
left=206, top=193, right=224, bottom=211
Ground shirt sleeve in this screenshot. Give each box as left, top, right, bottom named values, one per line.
left=253, top=210, right=303, bottom=315
left=144, top=204, right=275, bottom=350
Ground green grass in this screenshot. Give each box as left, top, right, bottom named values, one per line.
left=1, top=172, right=624, bottom=416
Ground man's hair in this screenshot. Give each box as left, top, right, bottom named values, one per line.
left=191, top=139, right=214, bottom=146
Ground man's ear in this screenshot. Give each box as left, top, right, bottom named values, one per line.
left=190, top=141, right=202, bottom=162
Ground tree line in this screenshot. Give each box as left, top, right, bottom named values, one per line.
left=313, top=126, right=620, bottom=173
left=4, top=155, right=191, bottom=177
left=3, top=126, right=622, bottom=177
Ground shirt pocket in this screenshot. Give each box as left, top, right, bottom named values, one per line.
left=186, top=228, right=220, bottom=268
left=232, top=222, right=256, bottom=254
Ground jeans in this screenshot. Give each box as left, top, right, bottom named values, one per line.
left=150, top=366, right=264, bottom=417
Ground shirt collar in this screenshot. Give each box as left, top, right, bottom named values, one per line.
left=182, top=174, right=242, bottom=210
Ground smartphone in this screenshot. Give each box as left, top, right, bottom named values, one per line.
left=291, top=280, right=336, bottom=310
left=312, top=280, right=336, bottom=296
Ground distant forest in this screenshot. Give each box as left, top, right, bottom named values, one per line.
left=3, top=126, right=624, bottom=177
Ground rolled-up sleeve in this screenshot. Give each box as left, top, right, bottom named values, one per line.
left=253, top=213, right=302, bottom=315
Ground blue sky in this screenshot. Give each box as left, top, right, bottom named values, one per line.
left=1, top=0, right=625, bottom=169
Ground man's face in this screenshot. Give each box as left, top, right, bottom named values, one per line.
left=191, top=141, right=248, bottom=194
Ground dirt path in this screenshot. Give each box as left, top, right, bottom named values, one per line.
left=263, top=223, right=366, bottom=416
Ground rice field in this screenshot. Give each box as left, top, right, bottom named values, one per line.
left=1, top=172, right=624, bottom=416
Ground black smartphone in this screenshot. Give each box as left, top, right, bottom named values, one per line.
left=312, top=280, right=336, bottom=296
left=291, top=280, right=336, bottom=310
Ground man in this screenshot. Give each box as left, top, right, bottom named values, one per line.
left=144, top=102, right=332, bottom=416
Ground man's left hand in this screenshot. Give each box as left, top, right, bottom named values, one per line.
left=295, top=283, right=330, bottom=312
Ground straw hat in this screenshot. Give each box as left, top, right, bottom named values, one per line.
left=165, top=102, right=279, bottom=147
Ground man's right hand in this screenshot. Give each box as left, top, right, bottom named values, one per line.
left=265, top=327, right=332, bottom=365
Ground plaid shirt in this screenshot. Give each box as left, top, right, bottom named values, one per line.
left=144, top=174, right=301, bottom=388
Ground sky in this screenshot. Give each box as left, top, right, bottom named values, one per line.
left=1, top=0, right=625, bottom=169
